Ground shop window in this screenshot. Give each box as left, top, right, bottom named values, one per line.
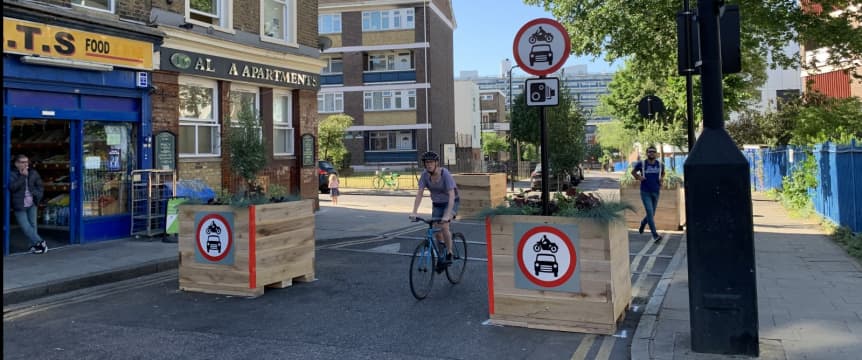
left=273, top=90, right=294, bottom=155
left=178, top=77, right=219, bottom=157
left=187, top=0, right=232, bottom=29
left=319, top=13, right=342, bottom=34
left=72, top=0, right=115, bottom=13
left=317, top=93, right=344, bottom=113
left=83, top=122, right=136, bottom=217
left=261, top=0, right=296, bottom=45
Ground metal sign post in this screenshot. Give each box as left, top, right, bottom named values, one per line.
left=513, top=18, right=571, bottom=215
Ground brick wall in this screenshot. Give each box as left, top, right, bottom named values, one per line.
left=343, top=92, right=364, bottom=125
left=345, top=138, right=364, bottom=165
left=150, top=0, right=183, bottom=13
left=297, top=90, right=320, bottom=206
left=217, top=81, right=234, bottom=192
left=117, top=1, right=149, bottom=23
left=151, top=71, right=180, bottom=136
left=178, top=159, right=223, bottom=192
left=233, top=0, right=258, bottom=34
left=298, top=0, right=319, bottom=48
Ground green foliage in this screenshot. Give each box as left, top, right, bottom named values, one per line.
left=777, top=155, right=817, bottom=213
left=510, top=87, right=587, bottom=176
left=318, top=114, right=353, bottom=168
left=831, top=226, right=862, bottom=262
left=618, top=168, right=637, bottom=187
left=226, top=105, right=266, bottom=196
left=479, top=189, right=634, bottom=223
left=595, top=120, right=636, bottom=155
left=520, top=143, right=538, bottom=162
left=663, top=171, right=684, bottom=189
left=481, top=132, right=510, bottom=159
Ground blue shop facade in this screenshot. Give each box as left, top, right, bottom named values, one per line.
left=2, top=14, right=163, bottom=255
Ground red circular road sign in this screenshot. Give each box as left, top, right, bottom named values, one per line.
left=196, top=213, right=233, bottom=262
left=512, top=18, right=571, bottom=76
left=517, top=225, right=578, bottom=288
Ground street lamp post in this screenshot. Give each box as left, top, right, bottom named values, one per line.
left=506, top=60, right=520, bottom=191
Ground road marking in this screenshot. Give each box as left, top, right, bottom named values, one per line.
left=595, top=336, right=617, bottom=360
left=632, top=238, right=669, bottom=299
left=630, top=238, right=657, bottom=273
left=4, top=271, right=175, bottom=321
left=570, top=334, right=596, bottom=360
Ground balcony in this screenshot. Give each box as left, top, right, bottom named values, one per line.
left=481, top=122, right=510, bottom=131
left=321, top=74, right=343, bottom=85
left=363, top=70, right=416, bottom=83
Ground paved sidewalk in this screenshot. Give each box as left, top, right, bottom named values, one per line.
left=632, top=193, right=862, bottom=360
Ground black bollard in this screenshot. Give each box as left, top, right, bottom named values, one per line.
left=684, top=0, right=759, bottom=355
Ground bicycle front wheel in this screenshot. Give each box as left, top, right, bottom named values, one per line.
left=446, top=232, right=468, bottom=284
left=409, top=241, right=436, bottom=300
left=373, top=177, right=384, bottom=190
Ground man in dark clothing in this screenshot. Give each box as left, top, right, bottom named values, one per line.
left=9, top=154, right=47, bottom=254
left=632, top=146, right=665, bottom=242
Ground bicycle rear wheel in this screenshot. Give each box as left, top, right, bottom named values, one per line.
left=409, top=241, right=436, bottom=300
left=446, top=232, right=468, bottom=284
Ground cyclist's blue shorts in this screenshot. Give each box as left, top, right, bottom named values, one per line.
left=431, top=199, right=460, bottom=220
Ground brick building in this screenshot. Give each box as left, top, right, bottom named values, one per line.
left=317, top=0, right=456, bottom=170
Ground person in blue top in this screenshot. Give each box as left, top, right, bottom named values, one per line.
left=632, top=146, right=665, bottom=242
left=410, top=151, right=460, bottom=264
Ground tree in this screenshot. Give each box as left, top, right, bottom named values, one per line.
left=511, top=87, right=587, bottom=176
left=595, top=120, right=636, bottom=155
left=318, top=114, right=353, bottom=169
left=481, top=132, right=510, bottom=160
left=524, top=0, right=862, bottom=77
left=227, top=106, right=266, bottom=196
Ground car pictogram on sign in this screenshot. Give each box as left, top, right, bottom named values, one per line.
left=529, top=44, right=553, bottom=66
left=534, top=253, right=559, bottom=277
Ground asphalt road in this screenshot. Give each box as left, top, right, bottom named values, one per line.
left=3, top=172, right=681, bottom=360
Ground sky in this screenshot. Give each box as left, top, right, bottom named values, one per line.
left=451, top=0, right=621, bottom=78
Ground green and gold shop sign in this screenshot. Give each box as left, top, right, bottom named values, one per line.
left=160, top=48, right=319, bottom=90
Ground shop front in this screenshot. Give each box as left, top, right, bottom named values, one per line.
left=2, top=16, right=162, bottom=255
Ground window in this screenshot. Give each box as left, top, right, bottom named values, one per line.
left=273, top=90, right=294, bottom=155
left=187, top=0, right=231, bottom=28
left=367, top=52, right=412, bottom=71
left=368, top=131, right=413, bottom=151
left=262, top=0, right=296, bottom=44
left=362, top=9, right=415, bottom=31
left=319, top=13, right=342, bottom=34
left=179, top=77, right=219, bottom=157
left=72, top=0, right=114, bottom=12
left=82, top=122, right=135, bottom=216
left=363, top=90, right=415, bottom=111
left=317, top=93, right=344, bottom=113
left=322, top=57, right=343, bottom=74
left=481, top=94, right=493, bottom=101
left=229, top=85, right=259, bottom=125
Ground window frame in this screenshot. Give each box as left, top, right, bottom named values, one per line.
left=185, top=0, right=234, bottom=33
left=178, top=76, right=220, bottom=158
left=273, top=89, right=295, bottom=156
left=260, top=0, right=298, bottom=47
left=363, top=90, right=416, bottom=111
left=322, top=57, right=343, bottom=74
left=366, top=52, right=413, bottom=72
left=317, top=92, right=344, bottom=113
left=228, top=84, right=260, bottom=126
left=319, top=13, right=342, bottom=34
left=71, top=0, right=115, bottom=13
left=362, top=8, right=415, bottom=31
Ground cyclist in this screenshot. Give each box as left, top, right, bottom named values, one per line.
left=410, top=151, right=460, bottom=265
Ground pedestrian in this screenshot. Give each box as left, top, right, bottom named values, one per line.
left=409, top=151, right=460, bottom=265
left=631, top=146, right=665, bottom=242
left=328, top=172, right=340, bottom=205
left=9, top=154, right=48, bottom=254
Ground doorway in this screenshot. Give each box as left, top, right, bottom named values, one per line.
left=9, top=119, right=73, bottom=253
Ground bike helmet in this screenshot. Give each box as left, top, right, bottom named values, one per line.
left=421, top=151, right=440, bottom=162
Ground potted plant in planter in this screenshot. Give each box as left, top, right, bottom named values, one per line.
left=177, top=107, right=316, bottom=298
left=618, top=168, right=686, bottom=231
left=481, top=190, right=634, bottom=334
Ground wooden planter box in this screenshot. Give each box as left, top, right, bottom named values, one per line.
left=619, top=184, right=686, bottom=231
left=486, top=215, right=631, bottom=334
left=178, top=199, right=315, bottom=297
left=452, top=173, right=507, bottom=219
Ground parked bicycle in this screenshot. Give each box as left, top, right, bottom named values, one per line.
left=408, top=217, right=467, bottom=300
left=373, top=168, right=401, bottom=191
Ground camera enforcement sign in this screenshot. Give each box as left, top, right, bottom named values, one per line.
left=513, top=222, right=580, bottom=292
left=512, top=18, right=571, bottom=77
left=526, top=78, right=559, bottom=107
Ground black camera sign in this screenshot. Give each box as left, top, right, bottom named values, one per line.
left=525, top=78, right=559, bottom=107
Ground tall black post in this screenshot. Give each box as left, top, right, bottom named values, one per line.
left=684, top=0, right=696, bottom=151
left=539, top=105, right=550, bottom=216
left=685, top=0, right=759, bottom=355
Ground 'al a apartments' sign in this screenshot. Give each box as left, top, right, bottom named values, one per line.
left=161, top=48, right=319, bottom=91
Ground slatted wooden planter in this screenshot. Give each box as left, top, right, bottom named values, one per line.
left=619, top=184, right=686, bottom=231
left=178, top=199, right=315, bottom=297
left=485, top=214, right=631, bottom=334
left=452, top=173, right=507, bottom=219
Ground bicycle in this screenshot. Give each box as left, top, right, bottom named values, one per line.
left=408, top=217, right=467, bottom=300
left=373, top=168, right=400, bottom=191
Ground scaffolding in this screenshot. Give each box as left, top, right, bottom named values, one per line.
left=131, top=169, right=175, bottom=237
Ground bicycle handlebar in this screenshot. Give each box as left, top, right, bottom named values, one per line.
left=411, top=216, right=450, bottom=225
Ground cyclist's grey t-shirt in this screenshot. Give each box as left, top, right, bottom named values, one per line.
left=419, top=168, right=460, bottom=204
